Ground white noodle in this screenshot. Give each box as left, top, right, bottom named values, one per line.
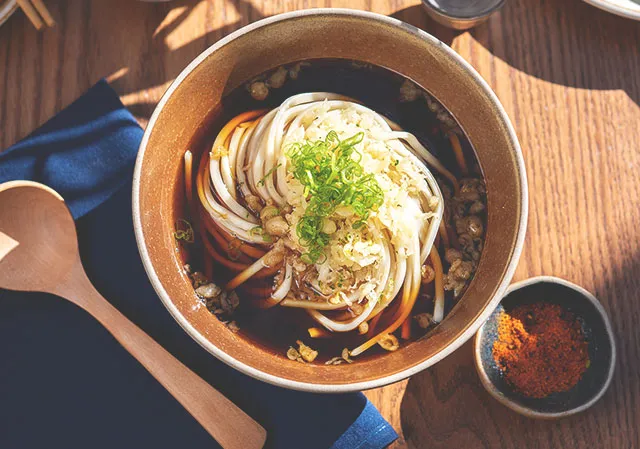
left=203, top=93, right=448, bottom=332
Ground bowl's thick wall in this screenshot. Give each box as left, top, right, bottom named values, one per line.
left=133, top=9, right=527, bottom=392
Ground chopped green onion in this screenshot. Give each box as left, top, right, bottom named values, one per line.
left=286, top=131, right=384, bottom=263
left=257, top=163, right=282, bottom=186
left=250, top=225, right=273, bottom=243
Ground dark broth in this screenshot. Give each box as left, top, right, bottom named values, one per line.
left=178, top=58, right=484, bottom=363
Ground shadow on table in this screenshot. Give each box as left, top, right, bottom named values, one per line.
left=115, top=2, right=462, bottom=120
left=70, top=2, right=456, bottom=121
left=0, top=0, right=264, bottom=123
left=391, top=5, right=460, bottom=46
left=469, top=0, right=640, bottom=106
left=3, top=0, right=462, bottom=127
left=398, top=341, right=614, bottom=448
left=106, top=0, right=265, bottom=119
left=120, top=3, right=458, bottom=118
left=84, top=2, right=458, bottom=121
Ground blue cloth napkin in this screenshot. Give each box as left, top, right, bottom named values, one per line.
left=0, top=79, right=398, bottom=449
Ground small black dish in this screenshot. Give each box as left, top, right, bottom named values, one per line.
left=474, top=276, right=616, bottom=418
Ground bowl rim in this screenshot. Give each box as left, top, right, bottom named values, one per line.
left=132, top=8, right=529, bottom=393
left=473, top=275, right=617, bottom=418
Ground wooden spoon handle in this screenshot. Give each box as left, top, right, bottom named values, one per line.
left=55, top=264, right=266, bottom=449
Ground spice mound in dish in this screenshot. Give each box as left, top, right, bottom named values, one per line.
left=492, top=302, right=589, bottom=398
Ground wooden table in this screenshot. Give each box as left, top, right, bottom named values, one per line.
left=2, top=1, right=639, bottom=447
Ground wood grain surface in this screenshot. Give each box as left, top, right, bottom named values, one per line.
left=1, top=1, right=639, bottom=448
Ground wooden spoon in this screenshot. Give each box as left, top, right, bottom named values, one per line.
left=0, top=180, right=266, bottom=449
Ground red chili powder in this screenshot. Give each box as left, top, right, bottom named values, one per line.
left=492, top=302, right=589, bottom=398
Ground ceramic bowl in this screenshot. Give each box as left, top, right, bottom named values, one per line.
left=133, top=9, right=528, bottom=393
left=474, top=276, right=616, bottom=418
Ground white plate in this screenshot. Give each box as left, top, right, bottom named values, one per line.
left=0, top=0, right=17, bottom=27
left=583, top=0, right=640, bottom=21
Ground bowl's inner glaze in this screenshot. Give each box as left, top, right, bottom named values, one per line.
left=136, top=11, right=525, bottom=389
left=477, top=282, right=614, bottom=413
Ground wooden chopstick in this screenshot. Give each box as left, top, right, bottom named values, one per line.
left=15, top=0, right=43, bottom=30
left=30, top=0, right=55, bottom=27
left=15, top=0, right=55, bottom=30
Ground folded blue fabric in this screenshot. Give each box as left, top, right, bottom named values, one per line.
left=0, top=79, right=398, bottom=449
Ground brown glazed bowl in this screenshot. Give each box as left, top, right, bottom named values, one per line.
left=133, top=9, right=528, bottom=392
